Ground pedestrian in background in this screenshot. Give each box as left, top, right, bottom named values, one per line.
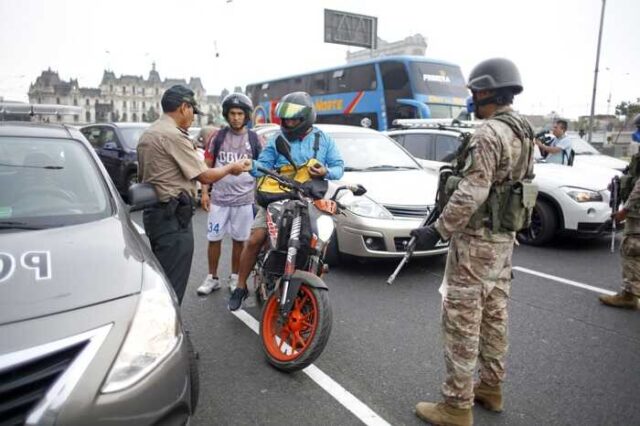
left=535, top=118, right=573, bottom=164
left=410, top=58, right=536, bottom=426
left=137, top=85, right=250, bottom=304
left=197, top=93, right=263, bottom=296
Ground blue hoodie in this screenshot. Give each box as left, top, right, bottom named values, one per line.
left=250, top=127, right=344, bottom=180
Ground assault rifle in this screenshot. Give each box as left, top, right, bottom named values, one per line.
left=386, top=204, right=441, bottom=285
left=609, top=175, right=621, bottom=253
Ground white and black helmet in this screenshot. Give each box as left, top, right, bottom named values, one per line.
left=222, top=93, right=254, bottom=124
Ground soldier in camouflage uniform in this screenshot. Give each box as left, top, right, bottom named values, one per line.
left=599, top=174, right=640, bottom=309
left=410, top=58, right=535, bottom=426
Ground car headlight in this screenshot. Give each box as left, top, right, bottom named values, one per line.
left=561, top=186, right=603, bottom=203
left=102, top=263, right=181, bottom=393
left=339, top=192, right=393, bottom=219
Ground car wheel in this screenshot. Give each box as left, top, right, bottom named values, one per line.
left=185, top=332, right=200, bottom=414
left=517, top=200, right=557, bottom=246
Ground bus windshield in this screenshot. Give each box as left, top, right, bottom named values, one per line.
left=409, top=62, right=468, bottom=98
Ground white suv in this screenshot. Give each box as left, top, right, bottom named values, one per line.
left=386, top=122, right=620, bottom=245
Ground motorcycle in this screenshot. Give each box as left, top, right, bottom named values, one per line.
left=252, top=141, right=366, bottom=372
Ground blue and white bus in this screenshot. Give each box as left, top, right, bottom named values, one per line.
left=245, top=55, right=468, bottom=131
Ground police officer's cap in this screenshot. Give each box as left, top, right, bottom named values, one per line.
left=162, top=85, right=204, bottom=115
left=467, top=58, right=523, bottom=95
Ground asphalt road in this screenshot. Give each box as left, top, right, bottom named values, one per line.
left=136, top=210, right=640, bottom=425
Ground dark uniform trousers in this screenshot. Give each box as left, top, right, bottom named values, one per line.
left=143, top=201, right=194, bottom=304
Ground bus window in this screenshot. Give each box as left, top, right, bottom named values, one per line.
left=380, top=61, right=412, bottom=128
left=329, top=64, right=377, bottom=94
left=409, top=62, right=467, bottom=99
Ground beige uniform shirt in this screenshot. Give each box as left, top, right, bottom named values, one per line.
left=137, top=114, right=208, bottom=202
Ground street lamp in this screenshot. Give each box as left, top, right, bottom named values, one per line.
left=587, top=0, right=607, bottom=143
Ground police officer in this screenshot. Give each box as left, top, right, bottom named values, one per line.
left=410, top=58, right=536, bottom=426
left=137, top=85, right=250, bottom=304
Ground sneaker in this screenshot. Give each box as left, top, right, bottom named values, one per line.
left=197, top=275, right=221, bottom=295
left=228, top=287, right=249, bottom=311
left=228, top=273, right=239, bottom=293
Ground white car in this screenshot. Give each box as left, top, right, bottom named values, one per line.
left=386, top=122, right=619, bottom=245
left=254, top=124, right=448, bottom=263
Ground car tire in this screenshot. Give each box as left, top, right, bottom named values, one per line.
left=517, top=199, right=557, bottom=246
left=185, top=332, right=200, bottom=414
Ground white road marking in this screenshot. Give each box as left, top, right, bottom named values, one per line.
left=231, top=309, right=392, bottom=426
left=513, top=266, right=616, bottom=296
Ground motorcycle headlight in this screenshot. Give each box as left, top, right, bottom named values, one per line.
left=561, top=186, right=603, bottom=203
left=316, top=214, right=335, bottom=243
left=102, top=263, right=181, bottom=393
left=339, top=192, right=393, bottom=219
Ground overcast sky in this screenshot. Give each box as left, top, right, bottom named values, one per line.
left=1, top=0, right=638, bottom=119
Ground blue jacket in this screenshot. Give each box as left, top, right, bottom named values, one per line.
left=250, top=127, right=344, bottom=180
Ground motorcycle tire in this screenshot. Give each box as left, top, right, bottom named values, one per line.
left=259, top=284, right=332, bottom=372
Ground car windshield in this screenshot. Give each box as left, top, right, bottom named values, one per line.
left=0, top=136, right=112, bottom=230
left=119, top=127, right=147, bottom=150
left=571, top=138, right=600, bottom=155
left=332, top=132, right=421, bottom=171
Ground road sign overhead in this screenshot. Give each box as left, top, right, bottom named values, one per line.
left=324, top=9, right=377, bottom=50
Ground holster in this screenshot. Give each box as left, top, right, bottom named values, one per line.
left=164, top=192, right=195, bottom=228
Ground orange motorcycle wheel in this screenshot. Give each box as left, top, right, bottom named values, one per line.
left=259, top=284, right=332, bottom=372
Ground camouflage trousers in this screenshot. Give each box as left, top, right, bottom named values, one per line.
left=621, top=235, right=640, bottom=297
left=440, top=233, right=514, bottom=409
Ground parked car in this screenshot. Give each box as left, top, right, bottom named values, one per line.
left=255, top=124, right=448, bottom=263
left=0, top=121, right=198, bottom=424
left=561, top=137, right=628, bottom=171
left=80, top=122, right=149, bottom=196
left=81, top=122, right=206, bottom=203
left=386, top=120, right=619, bottom=245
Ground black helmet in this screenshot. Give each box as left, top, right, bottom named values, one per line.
left=467, top=58, right=523, bottom=95
left=275, top=91, right=316, bottom=140
left=222, top=92, right=253, bottom=124
left=633, top=113, right=640, bottom=127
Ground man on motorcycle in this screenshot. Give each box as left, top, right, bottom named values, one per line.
left=228, top=91, right=344, bottom=311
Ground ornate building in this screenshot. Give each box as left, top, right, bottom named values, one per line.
left=346, top=34, right=427, bottom=63
left=28, top=64, right=223, bottom=125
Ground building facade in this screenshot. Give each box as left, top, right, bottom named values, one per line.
left=346, top=34, right=427, bottom=63
left=28, top=64, right=222, bottom=125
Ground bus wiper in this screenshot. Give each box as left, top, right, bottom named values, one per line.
left=0, top=221, right=48, bottom=230
left=364, top=165, right=418, bottom=170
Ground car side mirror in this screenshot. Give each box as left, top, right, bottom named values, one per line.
left=128, top=183, right=158, bottom=212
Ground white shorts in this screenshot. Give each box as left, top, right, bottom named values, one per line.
left=206, top=204, right=254, bottom=242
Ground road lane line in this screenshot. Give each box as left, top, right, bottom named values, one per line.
left=231, top=309, right=391, bottom=426
left=513, top=266, right=616, bottom=296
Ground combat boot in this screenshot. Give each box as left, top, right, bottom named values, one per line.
left=415, top=401, right=472, bottom=426
left=473, top=382, right=503, bottom=412
left=598, top=290, right=638, bottom=309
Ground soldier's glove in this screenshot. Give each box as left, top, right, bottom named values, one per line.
left=410, top=225, right=441, bottom=250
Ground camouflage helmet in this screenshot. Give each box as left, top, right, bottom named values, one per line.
left=467, top=58, right=523, bottom=95
left=275, top=91, right=316, bottom=140
left=222, top=92, right=253, bottom=124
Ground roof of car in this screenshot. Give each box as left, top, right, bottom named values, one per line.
left=80, top=122, right=150, bottom=129
left=0, top=121, right=80, bottom=138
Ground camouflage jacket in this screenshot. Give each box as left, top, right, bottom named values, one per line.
left=434, top=106, right=535, bottom=242
left=624, top=177, right=640, bottom=233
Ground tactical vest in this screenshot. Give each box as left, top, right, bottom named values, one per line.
left=437, top=111, right=539, bottom=233
left=620, top=152, right=640, bottom=210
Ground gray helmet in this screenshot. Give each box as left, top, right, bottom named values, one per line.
left=633, top=113, right=640, bottom=127
left=467, top=58, right=523, bottom=94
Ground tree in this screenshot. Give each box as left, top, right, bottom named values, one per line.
left=615, top=99, right=640, bottom=120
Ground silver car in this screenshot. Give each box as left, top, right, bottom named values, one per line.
left=0, top=122, right=198, bottom=425
left=255, top=124, right=448, bottom=262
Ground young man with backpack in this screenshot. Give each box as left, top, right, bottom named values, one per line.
left=197, top=93, right=263, bottom=295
